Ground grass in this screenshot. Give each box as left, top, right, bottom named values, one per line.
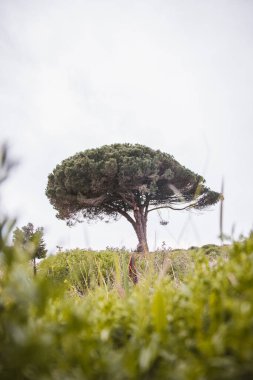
left=1, top=145, right=252, bottom=379
left=1, top=218, right=253, bottom=379
left=38, top=243, right=230, bottom=295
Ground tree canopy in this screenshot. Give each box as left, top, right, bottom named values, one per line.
left=13, top=223, right=47, bottom=274
left=46, top=144, right=221, bottom=251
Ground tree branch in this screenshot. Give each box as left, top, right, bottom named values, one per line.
left=147, top=203, right=196, bottom=213
left=119, top=192, right=136, bottom=207
left=104, top=204, right=136, bottom=227
left=144, top=197, right=150, bottom=219
left=117, top=209, right=136, bottom=227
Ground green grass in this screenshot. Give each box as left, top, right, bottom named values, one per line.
left=1, top=221, right=253, bottom=379
left=38, top=244, right=229, bottom=295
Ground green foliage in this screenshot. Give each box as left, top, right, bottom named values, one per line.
left=1, top=230, right=253, bottom=379
left=13, top=223, right=47, bottom=260
left=1, top=145, right=253, bottom=379
left=46, top=143, right=220, bottom=227
left=46, top=143, right=221, bottom=253
left=39, top=249, right=131, bottom=294
left=38, top=245, right=230, bottom=294
left=38, top=247, right=199, bottom=293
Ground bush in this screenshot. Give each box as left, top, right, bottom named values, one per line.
left=1, top=224, right=253, bottom=379
left=39, top=244, right=230, bottom=294
left=39, top=247, right=203, bottom=293
left=39, top=249, right=131, bottom=294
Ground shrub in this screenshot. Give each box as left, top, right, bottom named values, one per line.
left=1, top=208, right=253, bottom=379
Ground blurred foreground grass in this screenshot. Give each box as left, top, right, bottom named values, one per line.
left=1, top=221, right=253, bottom=379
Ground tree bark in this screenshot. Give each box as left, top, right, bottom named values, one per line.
left=127, top=208, right=148, bottom=284
left=128, top=254, right=138, bottom=284
left=116, top=202, right=149, bottom=284
left=133, top=207, right=149, bottom=253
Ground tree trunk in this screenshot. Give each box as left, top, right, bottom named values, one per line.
left=128, top=211, right=148, bottom=284
left=118, top=204, right=149, bottom=283
left=128, top=254, right=138, bottom=284
left=133, top=208, right=149, bottom=253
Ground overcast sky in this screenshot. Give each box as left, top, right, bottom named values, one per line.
left=1, top=0, right=253, bottom=252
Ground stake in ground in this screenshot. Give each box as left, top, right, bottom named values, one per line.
left=46, top=143, right=221, bottom=252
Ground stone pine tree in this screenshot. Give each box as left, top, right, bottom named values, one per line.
left=13, top=223, right=47, bottom=275
left=46, top=144, right=221, bottom=253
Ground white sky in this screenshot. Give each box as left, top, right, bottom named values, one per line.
left=1, top=0, right=253, bottom=252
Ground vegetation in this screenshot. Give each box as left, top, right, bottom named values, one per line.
left=1, top=145, right=253, bottom=379
left=38, top=245, right=228, bottom=295
left=13, top=223, right=47, bottom=275
left=46, top=144, right=221, bottom=252
left=1, top=218, right=253, bottom=379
